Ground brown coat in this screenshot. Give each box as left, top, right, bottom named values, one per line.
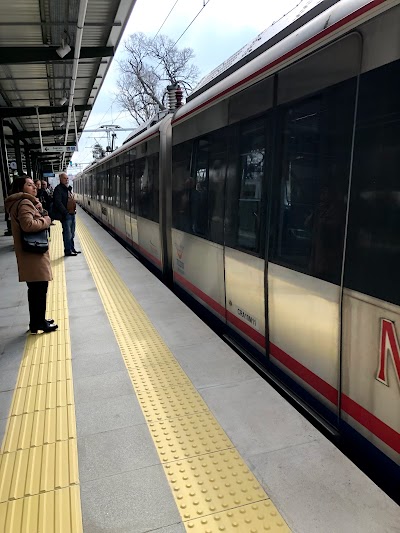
left=5, top=192, right=53, bottom=283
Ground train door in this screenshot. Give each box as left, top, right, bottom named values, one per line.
left=223, top=76, right=275, bottom=353
left=224, top=116, right=269, bottom=353
left=266, top=34, right=362, bottom=425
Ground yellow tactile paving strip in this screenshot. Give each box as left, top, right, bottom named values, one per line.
left=0, top=224, right=83, bottom=532
left=77, top=217, right=291, bottom=533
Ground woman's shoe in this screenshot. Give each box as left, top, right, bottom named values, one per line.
left=29, top=319, right=54, bottom=330
left=30, top=323, right=58, bottom=334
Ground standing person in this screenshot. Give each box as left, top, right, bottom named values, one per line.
left=5, top=176, right=58, bottom=334
left=53, top=173, right=81, bottom=256
left=41, top=180, right=55, bottom=225
left=35, top=179, right=51, bottom=213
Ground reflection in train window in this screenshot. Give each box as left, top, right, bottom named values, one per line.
left=172, top=141, right=193, bottom=233
left=191, top=139, right=209, bottom=237
left=137, top=154, right=159, bottom=222
left=237, top=118, right=265, bottom=252
left=345, top=60, right=400, bottom=305
left=270, top=81, right=356, bottom=284
left=172, top=129, right=227, bottom=243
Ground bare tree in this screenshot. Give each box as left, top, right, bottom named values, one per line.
left=117, top=33, right=200, bottom=125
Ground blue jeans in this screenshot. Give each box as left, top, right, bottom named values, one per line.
left=62, top=214, right=76, bottom=254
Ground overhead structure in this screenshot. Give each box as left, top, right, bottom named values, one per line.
left=0, top=0, right=136, bottom=204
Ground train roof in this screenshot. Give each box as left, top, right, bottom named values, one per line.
left=174, top=0, right=388, bottom=125
left=188, top=0, right=340, bottom=101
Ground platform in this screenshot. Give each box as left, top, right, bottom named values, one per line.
left=0, top=207, right=398, bottom=533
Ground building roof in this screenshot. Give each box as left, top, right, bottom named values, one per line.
left=0, top=0, right=136, bottom=172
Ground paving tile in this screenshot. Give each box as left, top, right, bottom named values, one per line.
left=75, top=393, right=145, bottom=437
left=67, top=288, right=102, bottom=310
left=0, top=390, right=13, bottom=419
left=0, top=336, right=26, bottom=370
left=147, top=524, right=185, bottom=533
left=200, top=377, right=321, bottom=457
left=0, top=417, right=6, bottom=446
left=0, top=367, right=19, bottom=392
left=249, top=439, right=400, bottom=533
left=78, top=423, right=160, bottom=482
left=73, top=370, right=134, bottom=404
left=80, top=465, right=181, bottom=533
left=153, top=314, right=216, bottom=349
left=173, top=338, right=257, bottom=389
left=69, top=320, right=119, bottom=356
left=71, top=350, right=126, bottom=379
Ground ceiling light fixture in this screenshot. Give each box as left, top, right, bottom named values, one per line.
left=59, top=120, right=65, bottom=128
left=58, top=96, right=68, bottom=106
left=56, top=40, right=71, bottom=59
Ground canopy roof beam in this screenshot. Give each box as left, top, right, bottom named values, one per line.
left=0, top=104, right=92, bottom=118
left=0, top=47, right=114, bottom=64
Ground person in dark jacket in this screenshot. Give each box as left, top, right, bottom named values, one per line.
left=53, top=173, right=81, bottom=256
left=5, top=176, right=58, bottom=334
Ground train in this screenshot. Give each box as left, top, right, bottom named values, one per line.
left=74, top=0, right=400, bottom=497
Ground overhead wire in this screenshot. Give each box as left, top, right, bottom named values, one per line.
left=172, top=0, right=211, bottom=47
left=154, top=0, right=180, bottom=38
left=74, top=0, right=212, bottom=166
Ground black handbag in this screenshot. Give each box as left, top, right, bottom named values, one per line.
left=17, top=201, right=49, bottom=254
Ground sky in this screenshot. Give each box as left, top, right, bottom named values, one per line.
left=70, top=0, right=301, bottom=172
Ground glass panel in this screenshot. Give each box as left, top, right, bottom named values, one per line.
left=237, top=119, right=265, bottom=252
left=345, top=60, right=400, bottom=305
left=135, top=158, right=145, bottom=216
left=191, top=139, right=209, bottom=237
left=271, top=80, right=356, bottom=284
left=129, top=162, right=135, bottom=214
left=208, top=132, right=227, bottom=244
left=172, top=141, right=193, bottom=232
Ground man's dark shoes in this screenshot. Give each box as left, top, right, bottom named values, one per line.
left=72, top=249, right=81, bottom=254
left=65, top=252, right=78, bottom=256
left=30, top=323, right=58, bottom=334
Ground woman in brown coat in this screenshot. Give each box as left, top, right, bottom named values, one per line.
left=5, top=176, right=58, bottom=334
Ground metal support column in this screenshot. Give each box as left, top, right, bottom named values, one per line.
left=0, top=120, right=10, bottom=230
left=24, top=142, right=32, bottom=176
left=31, top=153, right=37, bottom=180
left=13, top=129, right=23, bottom=175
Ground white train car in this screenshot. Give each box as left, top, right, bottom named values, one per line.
left=74, top=0, right=400, bottom=498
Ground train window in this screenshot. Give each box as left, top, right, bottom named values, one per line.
left=172, top=132, right=227, bottom=243
left=107, top=170, right=112, bottom=204
left=237, top=118, right=266, bottom=253
left=270, top=80, right=357, bottom=284
left=137, top=154, right=159, bottom=222
left=208, top=131, right=227, bottom=244
left=135, top=158, right=145, bottom=216
left=114, top=167, right=121, bottom=208
left=190, top=139, right=209, bottom=237
left=123, top=163, right=130, bottom=212
left=345, top=60, right=400, bottom=305
left=172, top=141, right=193, bottom=233
left=129, top=162, right=136, bottom=214
left=278, top=33, right=361, bottom=105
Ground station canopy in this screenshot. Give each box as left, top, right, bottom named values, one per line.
left=0, top=0, right=136, bottom=176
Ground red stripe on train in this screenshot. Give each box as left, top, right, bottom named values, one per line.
left=101, top=218, right=162, bottom=268
left=269, top=342, right=339, bottom=405
left=173, top=270, right=400, bottom=453
left=341, top=394, right=400, bottom=454
left=174, top=271, right=226, bottom=316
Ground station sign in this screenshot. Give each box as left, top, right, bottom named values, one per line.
left=39, top=145, right=77, bottom=153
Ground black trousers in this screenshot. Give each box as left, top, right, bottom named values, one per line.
left=26, top=281, right=48, bottom=328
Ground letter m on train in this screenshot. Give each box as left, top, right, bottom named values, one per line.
left=376, top=319, right=400, bottom=388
